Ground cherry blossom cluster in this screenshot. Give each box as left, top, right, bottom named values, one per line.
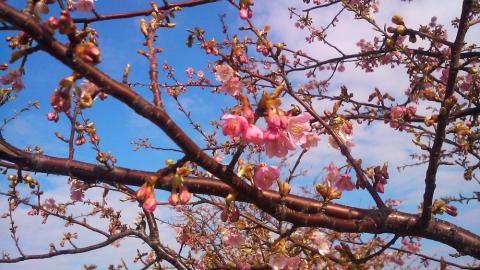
left=217, top=65, right=320, bottom=159
left=387, top=105, right=416, bottom=130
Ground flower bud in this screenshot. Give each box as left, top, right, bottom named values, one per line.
left=168, top=192, right=179, bottom=206
left=179, top=186, right=191, bottom=204
left=391, top=14, right=404, bottom=25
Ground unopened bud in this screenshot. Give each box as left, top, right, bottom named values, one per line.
left=391, top=14, right=404, bottom=25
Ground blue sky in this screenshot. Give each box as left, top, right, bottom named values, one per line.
left=1, top=0, right=479, bottom=269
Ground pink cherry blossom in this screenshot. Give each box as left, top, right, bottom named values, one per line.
left=47, top=111, right=59, bottom=122
left=221, top=114, right=248, bottom=139
left=287, top=112, right=312, bottom=145
left=213, top=153, right=224, bottom=163
left=72, top=0, right=94, bottom=13
left=220, top=77, right=243, bottom=96
left=334, top=173, right=355, bottom=191
left=309, top=231, right=330, bottom=255
left=401, top=239, right=421, bottom=253
left=268, top=254, right=301, bottom=270
left=214, top=64, right=234, bottom=82
left=323, top=162, right=339, bottom=176
left=243, top=124, right=264, bottom=145
left=390, top=106, right=406, bottom=119
left=266, top=113, right=289, bottom=129
left=264, top=129, right=295, bottom=158
left=221, top=229, right=245, bottom=247
left=253, top=165, right=280, bottom=190
left=239, top=8, right=249, bottom=19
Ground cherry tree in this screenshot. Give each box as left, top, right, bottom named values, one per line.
left=0, top=0, right=480, bottom=269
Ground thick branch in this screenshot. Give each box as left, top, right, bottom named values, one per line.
left=1, top=139, right=480, bottom=259
left=1, top=2, right=479, bottom=258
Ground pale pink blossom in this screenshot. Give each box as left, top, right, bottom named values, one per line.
left=220, top=77, right=243, bottom=96
left=237, top=262, right=252, bottom=270
left=287, top=113, right=312, bottom=145
left=401, top=239, right=421, bottom=253
left=334, top=173, right=355, bottom=191
left=323, top=162, right=339, bottom=176
left=268, top=254, right=301, bottom=270
left=72, top=0, right=94, bottom=13
left=185, top=67, right=194, bottom=77
left=253, top=165, right=280, bottom=190
left=221, top=229, right=245, bottom=247
left=239, top=8, right=249, bottom=19
left=214, top=64, right=234, bottom=82
left=309, top=231, right=330, bottom=255
left=47, top=111, right=59, bottom=122
left=264, top=129, right=295, bottom=158
left=221, top=114, right=248, bottom=139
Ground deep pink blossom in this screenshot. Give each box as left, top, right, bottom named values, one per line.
left=143, top=196, right=156, bottom=212
left=221, top=114, right=248, bottom=139
left=266, top=113, right=288, bottom=129
left=243, top=124, right=264, bottom=145
left=253, top=165, right=280, bottom=190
